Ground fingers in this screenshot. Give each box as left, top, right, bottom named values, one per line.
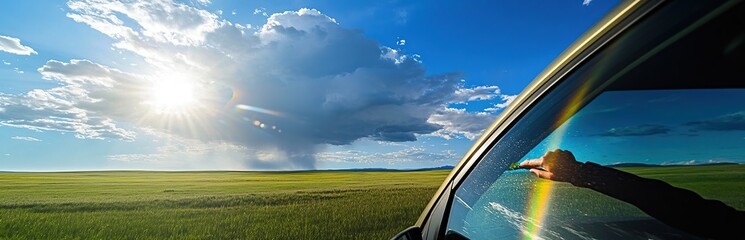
left=521, top=149, right=577, bottom=182
left=518, top=157, right=544, bottom=168
left=530, top=169, right=554, bottom=180
left=546, top=149, right=571, bottom=156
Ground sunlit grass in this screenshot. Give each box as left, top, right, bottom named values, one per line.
left=0, top=170, right=449, bottom=239
left=2, top=165, right=740, bottom=239
left=620, top=164, right=745, bottom=210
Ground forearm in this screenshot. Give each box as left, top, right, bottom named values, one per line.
left=570, top=162, right=745, bottom=239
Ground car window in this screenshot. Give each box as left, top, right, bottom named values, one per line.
left=444, top=1, right=745, bottom=239
left=448, top=89, right=745, bottom=239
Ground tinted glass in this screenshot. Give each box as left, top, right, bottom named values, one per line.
left=449, top=89, right=745, bottom=239
left=445, top=1, right=745, bottom=239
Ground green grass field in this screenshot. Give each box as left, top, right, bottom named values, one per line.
left=621, top=164, right=745, bottom=210
left=0, top=165, right=742, bottom=239
left=0, top=170, right=449, bottom=240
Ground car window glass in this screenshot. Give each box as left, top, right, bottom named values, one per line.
left=443, top=1, right=745, bottom=239
left=448, top=89, right=745, bottom=239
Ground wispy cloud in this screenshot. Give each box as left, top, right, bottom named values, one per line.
left=661, top=159, right=736, bottom=166
left=599, top=124, right=671, bottom=137
left=253, top=8, right=268, bottom=17
left=395, top=9, right=408, bottom=25
left=451, top=85, right=501, bottom=103
left=0, top=35, right=37, bottom=55
left=485, top=94, right=517, bottom=112
left=582, top=0, right=592, bottom=6
left=11, top=136, right=42, bottom=142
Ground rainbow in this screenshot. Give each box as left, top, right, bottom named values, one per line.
left=522, top=83, right=589, bottom=239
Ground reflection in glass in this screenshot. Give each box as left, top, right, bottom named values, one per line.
left=446, top=89, right=745, bottom=239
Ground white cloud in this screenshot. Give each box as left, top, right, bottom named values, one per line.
left=427, top=108, right=494, bottom=140
left=0, top=35, right=37, bottom=55
left=380, top=47, right=406, bottom=64
left=452, top=85, right=501, bottom=103
left=396, top=39, right=406, bottom=46
left=661, top=159, right=734, bottom=165
left=258, top=8, right=338, bottom=43
left=485, top=94, right=517, bottom=112
left=253, top=8, right=268, bottom=17
left=235, top=23, right=252, bottom=31
left=0, top=1, right=512, bottom=170
left=0, top=59, right=138, bottom=141
left=12, top=68, right=24, bottom=74
left=2, top=60, right=10, bottom=65
left=583, top=0, right=592, bottom=6
left=11, top=136, right=42, bottom=142
left=67, top=0, right=221, bottom=46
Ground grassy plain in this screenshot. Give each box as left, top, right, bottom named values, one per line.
left=0, top=165, right=742, bottom=240
left=0, top=170, right=449, bottom=239
left=620, top=164, right=745, bottom=210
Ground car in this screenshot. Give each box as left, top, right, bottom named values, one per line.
left=393, top=0, right=745, bottom=239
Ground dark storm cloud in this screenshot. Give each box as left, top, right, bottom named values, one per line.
left=599, top=124, right=671, bottom=137
left=687, top=111, right=745, bottom=131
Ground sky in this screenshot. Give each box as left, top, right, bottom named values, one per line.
left=522, top=89, right=745, bottom=166
left=0, top=0, right=619, bottom=171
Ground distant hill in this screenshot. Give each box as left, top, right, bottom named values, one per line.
left=326, top=165, right=455, bottom=172
left=606, top=163, right=661, bottom=168
left=417, top=165, right=455, bottom=171
left=607, top=162, right=739, bottom=168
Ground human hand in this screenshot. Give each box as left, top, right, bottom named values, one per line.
left=518, top=149, right=582, bottom=183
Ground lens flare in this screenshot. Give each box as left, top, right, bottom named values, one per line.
left=235, top=104, right=283, bottom=117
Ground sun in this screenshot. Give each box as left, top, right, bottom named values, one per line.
left=147, top=78, right=197, bottom=113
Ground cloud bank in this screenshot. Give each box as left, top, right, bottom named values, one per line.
left=0, top=0, right=510, bottom=169
left=316, top=147, right=457, bottom=165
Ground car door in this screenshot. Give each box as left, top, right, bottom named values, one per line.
left=420, top=0, right=745, bottom=239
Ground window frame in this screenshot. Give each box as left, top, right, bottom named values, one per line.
left=410, top=0, right=745, bottom=238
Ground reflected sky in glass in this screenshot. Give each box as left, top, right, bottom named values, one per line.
left=521, top=89, right=745, bottom=166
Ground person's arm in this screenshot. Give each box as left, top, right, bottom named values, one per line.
left=520, top=149, right=745, bottom=239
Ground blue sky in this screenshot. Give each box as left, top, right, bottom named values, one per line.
left=0, top=0, right=619, bottom=171
left=522, top=89, right=745, bottom=166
